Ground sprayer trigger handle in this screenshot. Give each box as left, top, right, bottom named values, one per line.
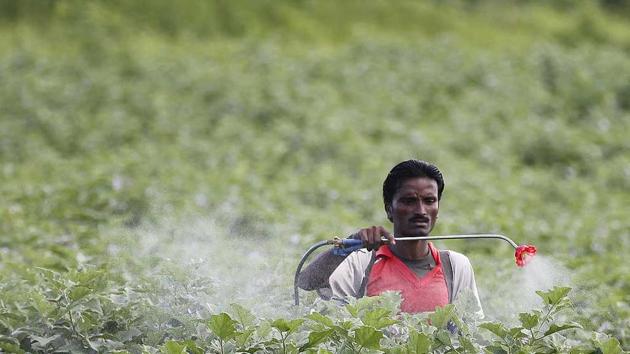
left=333, top=244, right=363, bottom=256
left=332, top=238, right=364, bottom=256
left=341, top=239, right=363, bottom=247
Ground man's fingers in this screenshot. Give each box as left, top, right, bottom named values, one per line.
left=364, top=226, right=373, bottom=250
left=369, top=226, right=384, bottom=249
left=357, top=229, right=368, bottom=244
left=380, top=227, right=396, bottom=245
left=362, top=226, right=374, bottom=251
left=351, top=226, right=393, bottom=250
left=359, top=229, right=372, bottom=249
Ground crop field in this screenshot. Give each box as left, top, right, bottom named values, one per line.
left=1, top=1, right=629, bottom=353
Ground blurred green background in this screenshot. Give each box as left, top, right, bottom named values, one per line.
left=1, top=0, right=629, bottom=351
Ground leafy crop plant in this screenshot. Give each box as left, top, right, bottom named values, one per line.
left=51, top=287, right=618, bottom=354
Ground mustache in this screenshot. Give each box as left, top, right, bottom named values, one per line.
left=409, top=216, right=429, bottom=222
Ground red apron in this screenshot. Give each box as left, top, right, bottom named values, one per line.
left=366, top=242, right=449, bottom=313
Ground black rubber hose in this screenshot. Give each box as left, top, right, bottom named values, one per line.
left=293, top=240, right=332, bottom=306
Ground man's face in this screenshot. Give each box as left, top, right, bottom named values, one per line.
left=387, top=177, right=439, bottom=237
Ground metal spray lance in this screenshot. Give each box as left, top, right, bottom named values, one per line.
left=293, top=233, right=537, bottom=306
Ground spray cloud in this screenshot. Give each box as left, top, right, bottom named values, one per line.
left=109, top=210, right=303, bottom=320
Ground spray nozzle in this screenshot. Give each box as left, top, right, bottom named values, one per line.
left=515, top=244, right=537, bottom=267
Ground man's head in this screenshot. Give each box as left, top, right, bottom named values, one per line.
left=382, top=160, right=445, bottom=236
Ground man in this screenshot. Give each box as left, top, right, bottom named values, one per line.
left=297, top=159, right=482, bottom=314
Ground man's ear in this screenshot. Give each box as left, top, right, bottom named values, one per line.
left=385, top=205, right=393, bottom=222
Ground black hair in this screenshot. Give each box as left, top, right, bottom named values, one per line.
left=382, top=159, right=445, bottom=209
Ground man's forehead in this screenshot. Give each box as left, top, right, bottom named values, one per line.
left=397, top=177, right=438, bottom=193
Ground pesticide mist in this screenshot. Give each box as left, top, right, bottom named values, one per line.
left=108, top=210, right=304, bottom=319
left=108, top=210, right=575, bottom=324
left=478, top=253, right=573, bottom=324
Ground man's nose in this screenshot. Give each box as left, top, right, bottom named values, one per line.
left=414, top=201, right=427, bottom=215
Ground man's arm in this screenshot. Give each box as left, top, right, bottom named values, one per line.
left=329, top=250, right=373, bottom=299
left=297, top=249, right=347, bottom=290
left=449, top=251, right=484, bottom=317
left=297, top=227, right=394, bottom=291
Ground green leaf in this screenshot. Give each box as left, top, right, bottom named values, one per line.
left=82, top=297, right=103, bottom=315
left=284, top=343, right=299, bottom=354
left=69, top=286, right=91, bottom=301
left=271, top=318, right=304, bottom=334
left=479, top=322, right=509, bottom=338
left=361, top=307, right=397, bottom=329
left=386, top=347, right=406, bottom=354
left=434, top=329, right=452, bottom=346
left=339, top=321, right=355, bottom=331
left=307, top=312, right=335, bottom=328
left=0, top=336, right=19, bottom=346
left=180, top=340, right=204, bottom=354
left=160, top=340, right=187, bottom=354
left=485, top=345, right=508, bottom=354
left=230, top=303, right=256, bottom=327
left=31, top=334, right=60, bottom=347
left=331, top=324, right=351, bottom=339
left=459, top=335, right=478, bottom=353
left=235, top=328, right=255, bottom=347
left=346, top=303, right=359, bottom=318
left=0, top=341, right=25, bottom=354
left=353, top=326, right=382, bottom=349
left=429, top=304, right=456, bottom=328
left=0, top=312, right=25, bottom=322
left=543, top=322, right=582, bottom=337
left=303, top=349, right=333, bottom=354
left=508, top=327, right=527, bottom=340
left=208, top=313, right=237, bottom=340
left=407, top=330, right=431, bottom=353
left=568, top=347, right=597, bottom=354
left=518, top=312, right=539, bottom=330
left=116, top=327, right=142, bottom=342
left=271, top=318, right=291, bottom=332
left=257, top=320, right=272, bottom=338
left=599, top=337, right=622, bottom=354
left=314, top=349, right=333, bottom=354
left=300, top=329, right=334, bottom=351
left=535, top=286, right=571, bottom=306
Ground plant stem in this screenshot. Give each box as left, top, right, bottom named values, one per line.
left=281, top=332, right=286, bottom=354
left=527, top=327, right=542, bottom=350
left=539, top=305, right=555, bottom=329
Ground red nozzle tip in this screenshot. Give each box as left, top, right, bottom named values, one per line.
left=515, top=244, right=537, bottom=267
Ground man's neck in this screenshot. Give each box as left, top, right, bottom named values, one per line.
left=389, top=240, right=430, bottom=260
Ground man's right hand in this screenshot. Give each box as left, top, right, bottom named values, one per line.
left=350, top=226, right=396, bottom=251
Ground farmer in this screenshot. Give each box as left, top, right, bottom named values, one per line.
left=297, top=159, right=482, bottom=314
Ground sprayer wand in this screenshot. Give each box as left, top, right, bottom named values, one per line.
left=293, top=233, right=537, bottom=306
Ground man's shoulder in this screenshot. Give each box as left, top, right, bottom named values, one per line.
left=332, top=249, right=373, bottom=276
left=329, top=249, right=373, bottom=298
left=345, top=249, right=373, bottom=265
left=442, top=249, right=473, bottom=268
